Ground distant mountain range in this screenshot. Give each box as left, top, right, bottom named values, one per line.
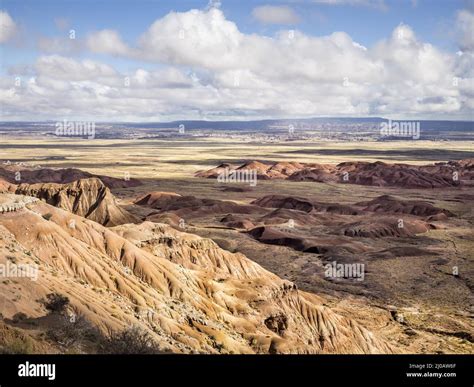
left=0, top=118, right=472, bottom=142
left=123, top=117, right=388, bottom=130
left=1, top=117, right=472, bottom=130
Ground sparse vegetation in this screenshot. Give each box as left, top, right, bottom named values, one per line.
left=47, top=313, right=100, bottom=349
left=41, top=293, right=70, bottom=314
left=0, top=321, right=35, bottom=354
left=11, top=312, right=28, bottom=323
left=99, top=326, right=163, bottom=354
left=0, top=335, right=34, bottom=354
left=6, top=255, right=17, bottom=263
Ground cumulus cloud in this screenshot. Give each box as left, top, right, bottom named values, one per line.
left=86, top=29, right=130, bottom=56
left=0, top=10, right=16, bottom=43
left=1, top=8, right=472, bottom=120
left=252, top=5, right=300, bottom=25
left=35, top=55, right=118, bottom=81
left=135, top=9, right=242, bottom=69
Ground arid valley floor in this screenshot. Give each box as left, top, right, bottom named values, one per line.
left=0, top=135, right=473, bottom=354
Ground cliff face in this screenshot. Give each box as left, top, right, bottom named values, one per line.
left=15, top=178, right=139, bottom=226
left=0, top=194, right=394, bottom=354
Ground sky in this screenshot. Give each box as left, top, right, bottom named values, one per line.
left=0, top=0, right=473, bottom=121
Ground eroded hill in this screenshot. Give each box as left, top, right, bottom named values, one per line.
left=15, top=178, right=139, bottom=226
left=196, top=159, right=474, bottom=189
left=0, top=192, right=393, bottom=354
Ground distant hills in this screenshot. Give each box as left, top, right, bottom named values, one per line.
left=0, top=118, right=472, bottom=141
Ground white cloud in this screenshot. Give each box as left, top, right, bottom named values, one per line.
left=86, top=29, right=130, bottom=56
left=252, top=5, right=300, bottom=25
left=457, top=9, right=474, bottom=52
left=0, top=10, right=16, bottom=44
left=37, top=36, right=83, bottom=54
left=1, top=8, right=472, bottom=120
left=136, top=9, right=242, bottom=70
left=35, top=55, right=118, bottom=81
left=453, top=9, right=474, bottom=115
left=206, top=0, right=221, bottom=10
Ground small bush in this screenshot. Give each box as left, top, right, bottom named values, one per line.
left=41, top=293, right=70, bottom=314
left=12, top=312, right=28, bottom=323
left=6, top=255, right=16, bottom=262
left=99, top=326, right=162, bottom=354
left=47, top=313, right=100, bottom=348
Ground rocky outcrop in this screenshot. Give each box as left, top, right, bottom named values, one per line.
left=0, top=195, right=39, bottom=213
left=15, top=178, right=138, bottom=226
left=197, top=159, right=474, bottom=189
left=355, top=195, right=454, bottom=217
left=0, top=178, right=15, bottom=193
left=135, top=193, right=265, bottom=220
left=340, top=219, right=432, bottom=238
left=252, top=195, right=360, bottom=215
left=134, top=192, right=182, bottom=207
